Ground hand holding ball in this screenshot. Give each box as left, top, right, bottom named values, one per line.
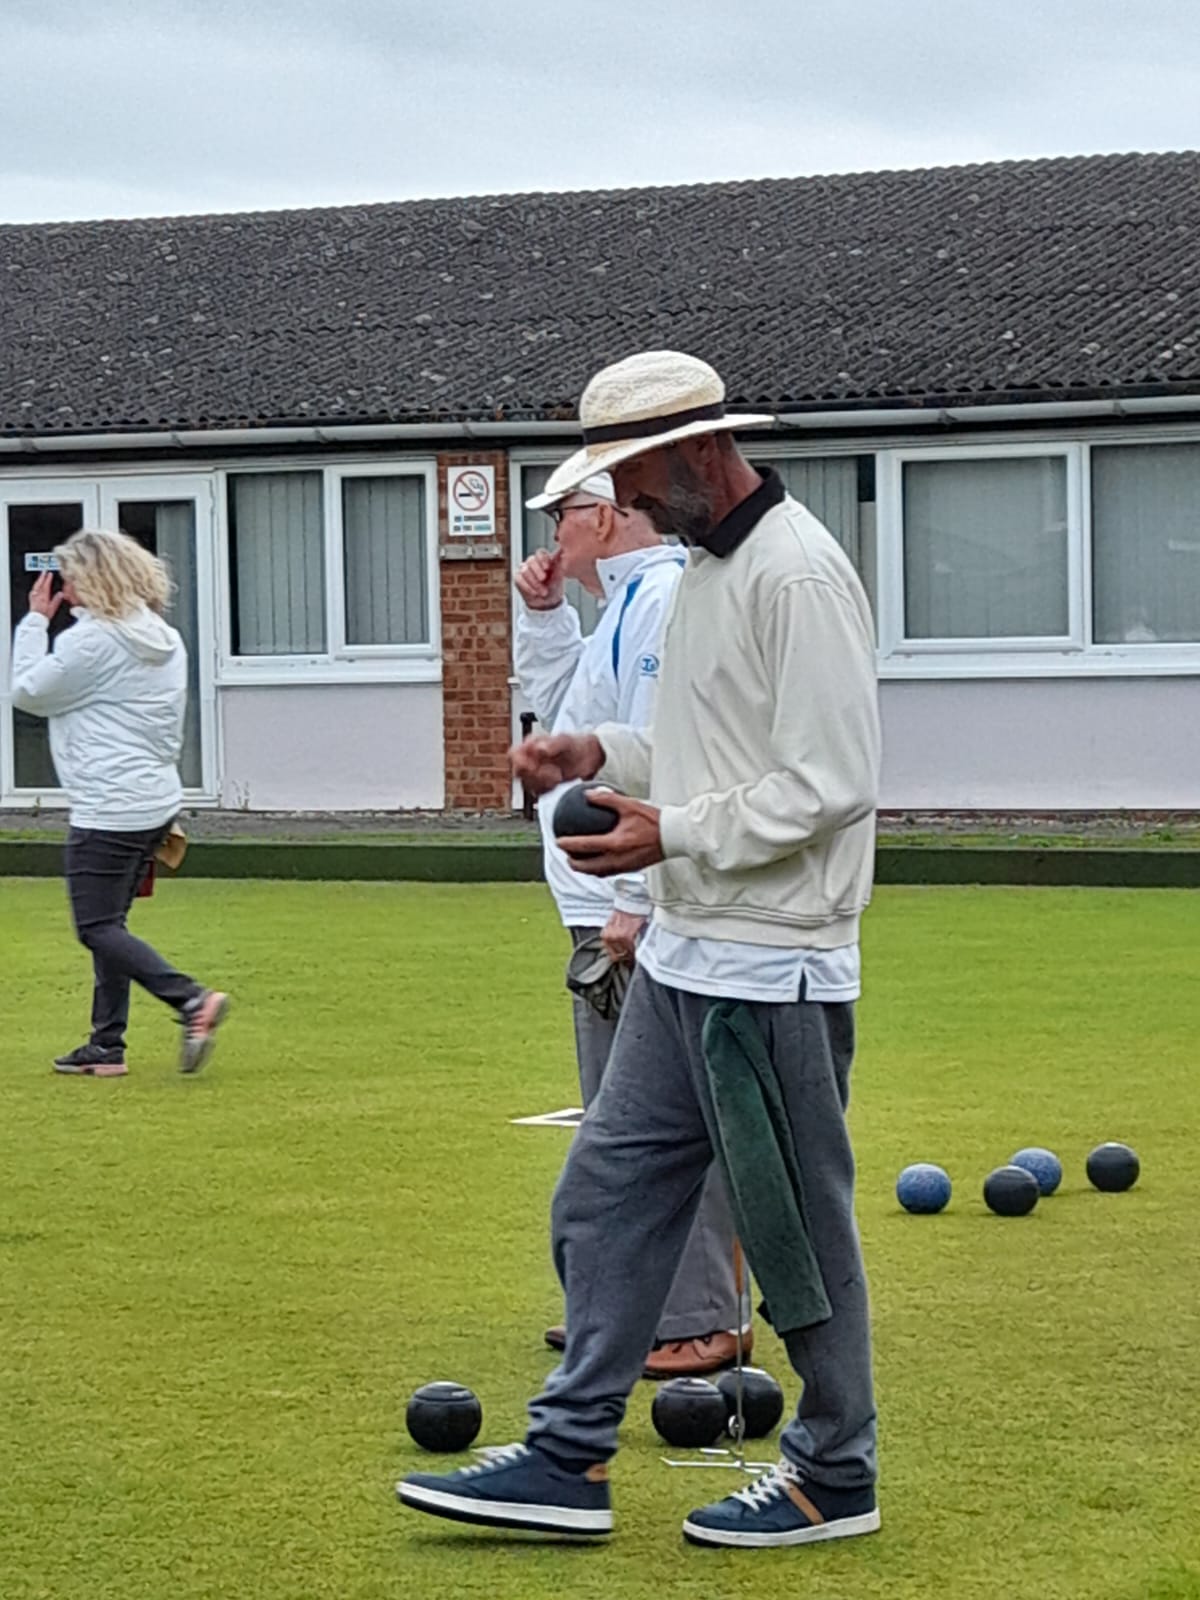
left=552, top=784, right=622, bottom=844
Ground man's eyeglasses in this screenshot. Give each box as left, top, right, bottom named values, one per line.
left=547, top=500, right=606, bottom=528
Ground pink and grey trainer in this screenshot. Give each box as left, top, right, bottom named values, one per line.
left=179, top=991, right=230, bottom=1074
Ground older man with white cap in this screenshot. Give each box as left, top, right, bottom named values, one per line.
left=399, top=351, right=882, bottom=1553
left=515, top=465, right=742, bottom=1377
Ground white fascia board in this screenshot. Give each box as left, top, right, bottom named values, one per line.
left=776, top=408, right=948, bottom=428
left=776, top=395, right=1200, bottom=429
left=0, top=419, right=582, bottom=454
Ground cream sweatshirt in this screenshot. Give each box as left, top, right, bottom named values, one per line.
left=595, top=486, right=881, bottom=949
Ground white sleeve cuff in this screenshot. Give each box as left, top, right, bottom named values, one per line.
left=657, top=804, right=693, bottom=861
left=518, top=600, right=569, bottom=625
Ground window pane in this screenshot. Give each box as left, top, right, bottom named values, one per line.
left=768, top=456, right=862, bottom=564
left=342, top=476, right=429, bottom=646
left=521, top=464, right=602, bottom=636
left=762, top=454, right=877, bottom=630
left=118, top=500, right=202, bottom=788
left=228, top=472, right=325, bottom=655
left=903, top=457, right=1069, bottom=639
left=1092, top=443, right=1200, bottom=644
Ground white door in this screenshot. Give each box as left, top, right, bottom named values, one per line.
left=1, top=480, right=100, bottom=799
left=98, top=475, right=219, bottom=799
left=0, top=474, right=219, bottom=804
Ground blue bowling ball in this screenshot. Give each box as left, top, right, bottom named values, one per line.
left=1010, top=1146, right=1063, bottom=1196
left=896, top=1163, right=952, bottom=1214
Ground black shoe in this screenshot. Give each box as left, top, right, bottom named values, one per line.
left=52, top=1044, right=128, bottom=1078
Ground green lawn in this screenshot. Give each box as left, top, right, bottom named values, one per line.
left=1, top=880, right=1197, bottom=1600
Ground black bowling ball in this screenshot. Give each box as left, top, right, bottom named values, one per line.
left=552, top=784, right=621, bottom=840
left=406, top=1381, right=482, bottom=1452
left=716, top=1367, right=785, bottom=1440
left=651, top=1377, right=728, bottom=1450
left=983, top=1164, right=1040, bottom=1217
left=1086, top=1142, right=1140, bottom=1192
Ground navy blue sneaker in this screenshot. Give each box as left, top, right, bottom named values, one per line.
left=397, top=1443, right=612, bottom=1537
left=683, top=1458, right=879, bottom=1548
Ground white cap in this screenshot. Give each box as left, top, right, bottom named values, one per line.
left=525, top=455, right=618, bottom=511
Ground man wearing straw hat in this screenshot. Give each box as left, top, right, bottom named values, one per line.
left=399, top=351, right=881, bottom=1551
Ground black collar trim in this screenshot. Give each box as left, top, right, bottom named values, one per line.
left=698, top=467, right=785, bottom=557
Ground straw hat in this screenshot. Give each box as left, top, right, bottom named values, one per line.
left=534, top=351, right=775, bottom=503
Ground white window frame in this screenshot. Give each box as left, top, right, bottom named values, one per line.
left=875, top=433, right=1200, bottom=678
left=877, top=442, right=1084, bottom=669
left=218, top=459, right=441, bottom=685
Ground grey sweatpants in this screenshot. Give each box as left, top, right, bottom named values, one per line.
left=569, top=934, right=739, bottom=1343
left=529, top=966, right=878, bottom=1489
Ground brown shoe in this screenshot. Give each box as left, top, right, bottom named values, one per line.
left=543, top=1324, right=567, bottom=1352
left=643, top=1329, right=752, bottom=1380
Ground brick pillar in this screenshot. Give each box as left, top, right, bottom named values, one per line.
left=438, top=451, right=515, bottom=812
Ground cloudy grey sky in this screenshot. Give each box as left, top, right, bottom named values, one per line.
left=3, top=0, right=1199, bottom=223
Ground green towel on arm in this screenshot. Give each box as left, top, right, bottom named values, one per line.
left=700, top=1000, right=832, bottom=1337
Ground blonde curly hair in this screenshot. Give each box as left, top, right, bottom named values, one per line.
left=53, top=529, right=174, bottom=620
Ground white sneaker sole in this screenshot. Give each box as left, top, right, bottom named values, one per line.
left=682, top=1506, right=880, bottom=1548
left=51, top=1063, right=127, bottom=1077
left=396, top=1480, right=612, bottom=1536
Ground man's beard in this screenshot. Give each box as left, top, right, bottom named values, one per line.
left=633, top=455, right=715, bottom=545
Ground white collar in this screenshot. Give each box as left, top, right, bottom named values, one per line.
left=594, top=544, right=682, bottom=603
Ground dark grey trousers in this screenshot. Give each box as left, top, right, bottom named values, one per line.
left=569, top=931, right=739, bottom=1343
left=529, top=966, right=878, bottom=1489
left=65, top=824, right=201, bottom=1050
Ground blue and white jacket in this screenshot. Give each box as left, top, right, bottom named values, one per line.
left=514, top=544, right=684, bottom=927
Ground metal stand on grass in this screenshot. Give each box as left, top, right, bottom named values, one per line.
left=661, top=1241, right=772, bottom=1474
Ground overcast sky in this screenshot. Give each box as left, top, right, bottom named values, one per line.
left=3, top=0, right=1200, bottom=224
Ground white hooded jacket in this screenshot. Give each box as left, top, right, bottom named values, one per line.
left=10, top=605, right=187, bottom=831
left=514, top=543, right=685, bottom=927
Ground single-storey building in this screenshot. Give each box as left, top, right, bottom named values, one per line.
left=2, top=150, right=1199, bottom=814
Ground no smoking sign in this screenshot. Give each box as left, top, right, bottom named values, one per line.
left=448, top=464, right=497, bottom=538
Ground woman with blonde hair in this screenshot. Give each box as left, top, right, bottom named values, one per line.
left=10, top=529, right=228, bottom=1077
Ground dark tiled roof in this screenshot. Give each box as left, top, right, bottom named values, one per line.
left=3, top=151, right=1200, bottom=437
